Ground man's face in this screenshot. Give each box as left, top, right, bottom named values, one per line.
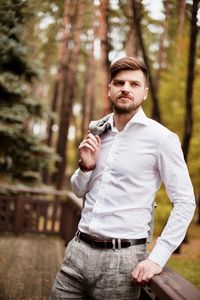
left=109, top=69, right=148, bottom=114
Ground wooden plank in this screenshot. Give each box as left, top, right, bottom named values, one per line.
left=0, top=184, right=69, bottom=197
left=149, top=267, right=200, bottom=300
left=26, top=202, right=33, bottom=232
left=4, top=199, right=11, bottom=229
left=0, top=197, right=15, bottom=231
left=51, top=201, right=59, bottom=232
left=14, top=195, right=25, bottom=234
left=43, top=204, right=49, bottom=232
left=36, top=202, right=41, bottom=231
left=0, top=234, right=65, bottom=300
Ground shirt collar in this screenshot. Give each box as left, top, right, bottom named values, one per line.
left=128, top=108, right=148, bottom=126
left=108, top=108, right=148, bottom=132
left=107, top=114, right=117, bottom=133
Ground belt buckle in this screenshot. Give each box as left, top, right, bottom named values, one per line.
left=117, top=238, right=121, bottom=250
left=112, top=238, right=122, bottom=250
left=112, top=239, right=116, bottom=250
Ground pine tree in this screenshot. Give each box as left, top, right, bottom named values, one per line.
left=0, top=0, right=52, bottom=183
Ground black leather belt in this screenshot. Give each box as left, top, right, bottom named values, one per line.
left=76, top=231, right=146, bottom=249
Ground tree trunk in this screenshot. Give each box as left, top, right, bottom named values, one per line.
left=124, top=0, right=138, bottom=57
left=99, top=0, right=110, bottom=115
left=155, top=0, right=170, bottom=91
left=43, top=0, right=74, bottom=184
left=81, top=2, right=96, bottom=139
left=182, top=0, right=199, bottom=162
left=175, top=0, right=199, bottom=254
left=176, top=0, right=186, bottom=55
left=54, top=0, right=84, bottom=190
left=42, top=78, right=59, bottom=183
left=81, top=50, right=95, bottom=140
left=46, top=0, right=73, bottom=146
left=131, top=0, right=162, bottom=123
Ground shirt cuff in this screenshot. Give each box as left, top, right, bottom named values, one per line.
left=78, top=168, right=93, bottom=178
left=148, top=242, right=172, bottom=268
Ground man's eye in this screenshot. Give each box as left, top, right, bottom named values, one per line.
left=131, top=83, right=139, bottom=87
left=114, top=81, right=123, bottom=86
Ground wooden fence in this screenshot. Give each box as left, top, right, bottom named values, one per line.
left=0, top=184, right=200, bottom=300
left=0, top=185, right=82, bottom=243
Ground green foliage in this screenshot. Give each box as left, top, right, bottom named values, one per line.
left=188, top=67, right=200, bottom=192
left=0, top=0, right=54, bottom=183
left=142, top=0, right=200, bottom=194
left=1, top=0, right=198, bottom=190
left=153, top=187, right=200, bottom=288
left=0, top=0, right=37, bottom=79
left=168, top=257, right=200, bottom=289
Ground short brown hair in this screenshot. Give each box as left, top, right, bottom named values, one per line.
left=110, top=57, right=148, bottom=84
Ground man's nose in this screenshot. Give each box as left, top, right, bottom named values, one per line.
left=121, top=82, right=130, bottom=93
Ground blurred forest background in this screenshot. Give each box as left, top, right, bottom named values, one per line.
left=0, top=0, right=200, bottom=288
left=0, top=0, right=199, bottom=192
left=0, top=0, right=199, bottom=189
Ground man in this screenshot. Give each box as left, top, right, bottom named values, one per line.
left=50, top=57, right=196, bottom=299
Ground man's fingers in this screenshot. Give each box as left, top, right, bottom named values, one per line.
left=132, top=267, right=145, bottom=284
left=132, top=266, right=140, bottom=282
left=79, top=133, right=101, bottom=152
left=87, top=133, right=101, bottom=145
left=80, top=136, right=97, bottom=150
left=137, top=270, right=152, bottom=283
left=95, top=135, right=101, bottom=144
left=137, top=268, right=145, bottom=283
left=87, top=133, right=98, bottom=144
left=79, top=142, right=97, bottom=152
left=132, top=259, right=163, bottom=285
left=132, top=270, right=151, bottom=285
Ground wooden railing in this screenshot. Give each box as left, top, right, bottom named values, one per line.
left=0, top=185, right=82, bottom=241
left=0, top=185, right=200, bottom=299
left=140, top=268, right=200, bottom=300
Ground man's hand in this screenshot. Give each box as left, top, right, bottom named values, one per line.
left=79, top=132, right=101, bottom=168
left=132, top=259, right=162, bottom=285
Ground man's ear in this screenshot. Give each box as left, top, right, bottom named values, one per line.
left=108, top=83, right=111, bottom=97
left=143, top=87, right=149, bottom=100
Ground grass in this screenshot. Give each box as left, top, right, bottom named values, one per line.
left=167, top=221, right=200, bottom=288
left=167, top=254, right=200, bottom=288
left=149, top=188, right=200, bottom=288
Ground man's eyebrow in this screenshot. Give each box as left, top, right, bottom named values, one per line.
left=113, top=79, right=124, bottom=82
left=113, top=79, right=142, bottom=84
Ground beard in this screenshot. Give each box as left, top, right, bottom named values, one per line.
left=111, top=97, right=140, bottom=115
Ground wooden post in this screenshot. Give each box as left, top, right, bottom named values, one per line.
left=60, top=193, right=82, bottom=245
left=14, top=194, right=25, bottom=234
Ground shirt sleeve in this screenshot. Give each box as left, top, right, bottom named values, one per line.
left=148, top=133, right=196, bottom=267
left=70, top=168, right=93, bottom=198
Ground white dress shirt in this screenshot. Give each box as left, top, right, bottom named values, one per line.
left=71, top=108, right=196, bottom=267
